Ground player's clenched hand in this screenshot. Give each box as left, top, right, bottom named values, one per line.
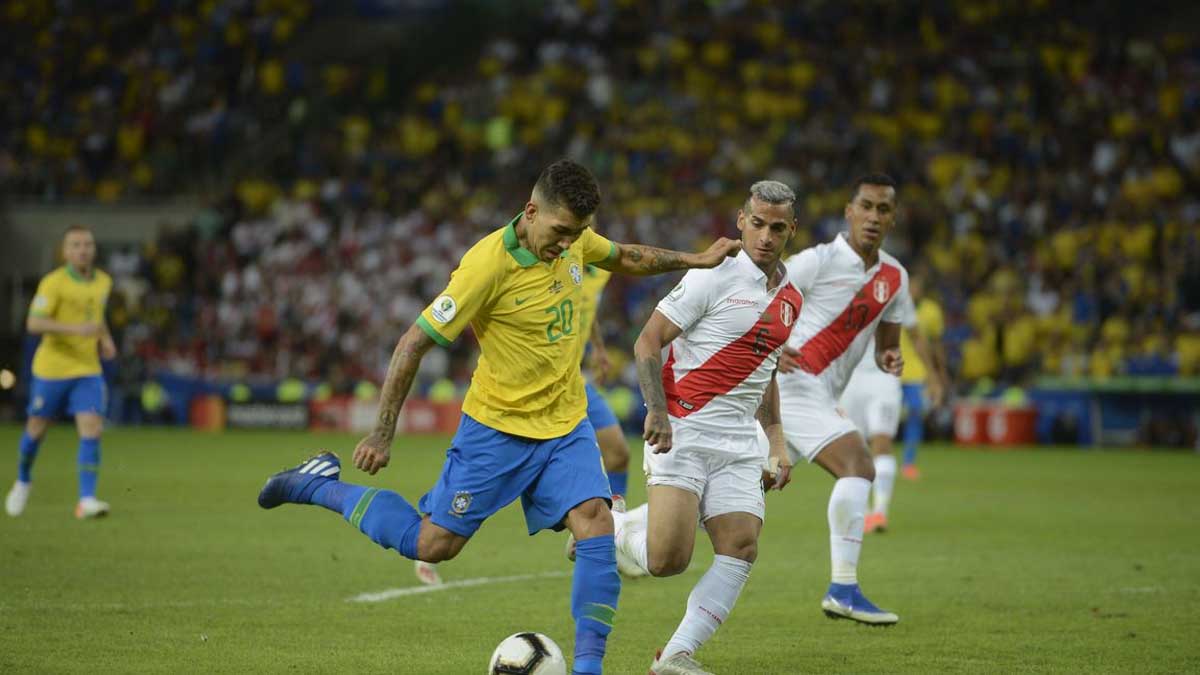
left=353, top=433, right=391, bottom=475
left=76, top=322, right=102, bottom=338
left=100, top=335, right=117, bottom=360
left=693, top=237, right=742, bottom=268
left=644, top=410, right=673, bottom=453
left=762, top=454, right=793, bottom=491
left=589, top=345, right=611, bottom=384
left=777, top=346, right=801, bottom=374
left=927, top=377, right=946, bottom=407
left=878, top=348, right=903, bottom=376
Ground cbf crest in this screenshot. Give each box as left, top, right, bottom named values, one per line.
left=569, top=263, right=582, bottom=286
left=451, top=491, right=472, bottom=516
left=873, top=279, right=891, bottom=304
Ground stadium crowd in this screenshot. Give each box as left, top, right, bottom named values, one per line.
left=10, top=1, right=1200, bottom=396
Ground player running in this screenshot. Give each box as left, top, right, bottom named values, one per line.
left=774, top=173, right=909, bottom=625
left=616, top=181, right=799, bottom=675
left=897, top=270, right=950, bottom=480
left=6, top=226, right=116, bottom=519
left=839, top=284, right=944, bottom=533
left=258, top=159, right=740, bottom=675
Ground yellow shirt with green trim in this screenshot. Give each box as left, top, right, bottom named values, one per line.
left=900, top=297, right=945, bottom=384
left=29, top=266, right=112, bottom=379
left=417, top=215, right=618, bottom=439
left=578, top=265, right=612, bottom=342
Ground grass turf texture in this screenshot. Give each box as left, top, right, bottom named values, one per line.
left=1, top=426, right=1197, bottom=674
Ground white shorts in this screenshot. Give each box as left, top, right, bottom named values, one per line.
left=776, top=372, right=860, bottom=464
left=643, top=424, right=765, bottom=522
left=839, top=370, right=902, bottom=439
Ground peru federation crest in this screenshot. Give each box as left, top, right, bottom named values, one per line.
left=780, top=301, right=795, bottom=327
left=873, top=279, right=891, bottom=304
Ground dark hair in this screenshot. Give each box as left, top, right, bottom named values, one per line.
left=534, top=159, right=601, bottom=217
left=849, top=173, right=898, bottom=201
left=62, top=224, right=93, bottom=240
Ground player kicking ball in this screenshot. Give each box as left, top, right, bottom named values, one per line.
left=257, top=160, right=740, bottom=675
left=614, top=181, right=798, bottom=675
left=772, top=173, right=910, bottom=626
left=6, top=225, right=115, bottom=519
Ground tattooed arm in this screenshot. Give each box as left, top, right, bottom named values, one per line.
left=757, top=371, right=792, bottom=491
left=634, top=311, right=685, bottom=453
left=352, top=323, right=437, bottom=474
left=594, top=237, right=742, bottom=275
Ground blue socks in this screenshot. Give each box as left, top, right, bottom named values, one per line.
left=310, top=481, right=423, bottom=560
left=608, top=471, right=627, bottom=498
left=17, top=432, right=40, bottom=484
left=78, top=437, right=100, bottom=498
left=571, top=534, right=620, bottom=674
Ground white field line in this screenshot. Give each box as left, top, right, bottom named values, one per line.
left=348, top=570, right=571, bottom=603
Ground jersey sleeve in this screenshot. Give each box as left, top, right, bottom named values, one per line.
left=784, top=247, right=821, bottom=293
left=28, top=274, right=60, bottom=318
left=881, top=268, right=911, bottom=325
left=416, top=249, right=503, bottom=346
left=655, top=268, right=714, bottom=333
left=578, top=228, right=618, bottom=265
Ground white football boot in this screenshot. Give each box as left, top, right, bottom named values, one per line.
left=74, top=497, right=110, bottom=519
left=5, top=481, right=31, bottom=516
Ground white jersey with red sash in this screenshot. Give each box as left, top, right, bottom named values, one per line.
left=656, top=251, right=802, bottom=455
left=783, top=233, right=908, bottom=399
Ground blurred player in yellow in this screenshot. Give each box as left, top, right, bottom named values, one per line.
left=897, top=270, right=949, bottom=481
left=6, top=226, right=116, bottom=519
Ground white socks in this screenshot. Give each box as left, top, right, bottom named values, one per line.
left=615, top=504, right=650, bottom=572
left=662, top=554, right=752, bottom=660
left=872, top=455, right=897, bottom=517
left=829, top=477, right=871, bottom=584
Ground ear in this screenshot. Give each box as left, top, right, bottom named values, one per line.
left=736, top=210, right=746, bottom=234
left=843, top=201, right=853, bottom=221
left=524, top=200, right=537, bottom=221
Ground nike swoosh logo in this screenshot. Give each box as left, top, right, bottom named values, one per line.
left=515, top=296, right=529, bottom=305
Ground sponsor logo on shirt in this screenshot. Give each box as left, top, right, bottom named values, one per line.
left=724, top=298, right=756, bottom=306
left=431, top=295, right=457, bottom=323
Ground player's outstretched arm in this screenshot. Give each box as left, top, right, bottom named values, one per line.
left=634, top=311, right=684, bottom=453
left=353, top=324, right=437, bottom=475
left=595, top=238, right=742, bottom=276
left=757, top=371, right=792, bottom=491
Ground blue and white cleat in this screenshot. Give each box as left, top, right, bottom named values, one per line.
left=257, top=452, right=341, bottom=509
left=821, top=583, right=899, bottom=625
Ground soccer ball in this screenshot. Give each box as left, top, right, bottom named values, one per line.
left=488, top=632, right=567, bottom=675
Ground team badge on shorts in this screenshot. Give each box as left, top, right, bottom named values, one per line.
left=32, top=396, right=44, bottom=412
left=570, top=263, right=582, bottom=286
left=873, top=279, right=891, bottom=303
left=451, top=491, right=472, bottom=515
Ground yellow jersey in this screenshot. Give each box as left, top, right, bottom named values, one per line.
left=29, top=266, right=113, bottom=379
left=899, top=297, right=944, bottom=384
left=578, top=265, right=613, bottom=341
left=417, top=214, right=618, bottom=439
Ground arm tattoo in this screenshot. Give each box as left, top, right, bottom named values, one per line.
left=636, top=353, right=669, bottom=414
left=619, top=244, right=687, bottom=275
left=756, top=377, right=781, bottom=428
left=373, top=330, right=430, bottom=442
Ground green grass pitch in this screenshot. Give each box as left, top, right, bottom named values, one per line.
left=1, top=426, right=1197, bottom=673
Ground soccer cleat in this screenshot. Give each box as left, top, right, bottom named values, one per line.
left=566, top=494, right=626, bottom=563
left=414, top=560, right=443, bottom=586
left=5, top=481, right=31, bottom=517
left=864, top=512, right=888, bottom=533
left=649, top=649, right=714, bottom=675
left=74, top=497, right=110, bottom=519
left=257, top=451, right=341, bottom=509
left=821, top=583, right=899, bottom=625
left=901, top=464, right=921, bottom=481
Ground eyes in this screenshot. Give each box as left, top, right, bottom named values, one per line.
left=750, top=217, right=790, bottom=233
left=856, top=199, right=893, bottom=215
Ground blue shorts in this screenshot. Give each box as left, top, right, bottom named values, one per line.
left=419, top=414, right=611, bottom=538
left=27, top=375, right=106, bottom=419
left=585, top=381, right=620, bottom=431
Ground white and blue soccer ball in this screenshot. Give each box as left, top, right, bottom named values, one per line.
left=488, top=632, right=567, bottom=675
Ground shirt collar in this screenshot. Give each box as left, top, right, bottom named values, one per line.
left=735, top=248, right=789, bottom=289
left=503, top=212, right=572, bottom=267
left=834, top=232, right=880, bottom=272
